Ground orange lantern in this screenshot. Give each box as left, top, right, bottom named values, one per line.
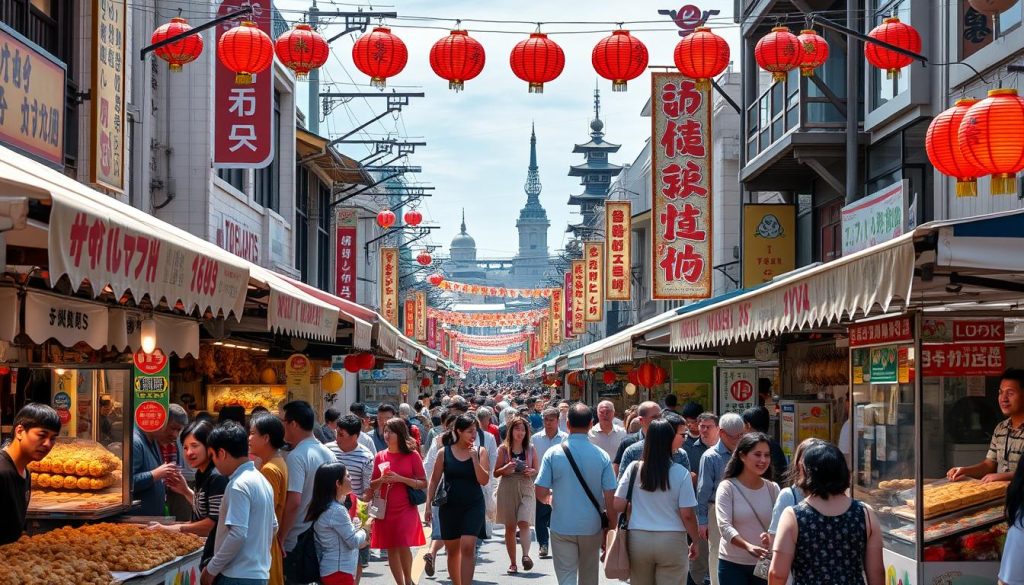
left=796, top=29, right=829, bottom=77
left=754, top=26, right=802, bottom=83
left=865, top=17, right=921, bottom=80
left=959, top=89, right=1024, bottom=195
left=217, top=21, right=274, bottom=85
left=151, top=17, right=203, bottom=72
left=926, top=99, right=985, bottom=197
left=673, top=27, right=730, bottom=91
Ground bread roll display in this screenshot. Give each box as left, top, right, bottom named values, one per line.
left=29, top=441, right=121, bottom=478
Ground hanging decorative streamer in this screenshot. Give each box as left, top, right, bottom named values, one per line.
left=435, top=279, right=559, bottom=298
left=428, top=307, right=547, bottom=326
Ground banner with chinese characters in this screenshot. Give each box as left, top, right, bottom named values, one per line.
left=841, top=181, right=907, bottom=256
left=380, top=247, right=399, bottom=325
left=564, top=271, right=574, bottom=338
left=427, top=307, right=546, bottom=327
left=651, top=72, right=713, bottom=299
left=454, top=332, right=528, bottom=346
left=335, top=208, right=358, bottom=301
left=0, top=23, right=65, bottom=167
left=133, top=349, right=170, bottom=433
left=584, top=241, right=604, bottom=322
left=427, top=317, right=437, bottom=349
left=921, top=318, right=1005, bottom=377
left=414, top=291, right=427, bottom=341
left=540, top=317, right=550, bottom=354
left=404, top=298, right=416, bottom=338
left=214, top=0, right=274, bottom=168
left=605, top=201, right=631, bottom=300
left=549, top=287, right=563, bottom=345
left=435, top=280, right=558, bottom=298
left=571, top=260, right=585, bottom=334
left=91, top=0, right=126, bottom=191
left=742, top=204, right=795, bottom=287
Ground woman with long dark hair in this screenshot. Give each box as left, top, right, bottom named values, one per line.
left=716, top=432, right=780, bottom=585
left=768, top=442, right=883, bottom=585
left=999, top=460, right=1024, bottom=585
left=494, top=415, right=539, bottom=574
left=613, top=418, right=701, bottom=585
left=307, top=462, right=368, bottom=585
left=425, top=413, right=490, bottom=585
left=368, top=418, right=427, bottom=585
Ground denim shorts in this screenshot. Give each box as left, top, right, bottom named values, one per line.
left=430, top=505, right=442, bottom=540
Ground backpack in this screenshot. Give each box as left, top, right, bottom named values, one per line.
left=283, top=525, right=320, bottom=584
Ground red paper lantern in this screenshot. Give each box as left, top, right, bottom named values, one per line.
left=959, top=88, right=1024, bottom=195
left=376, top=209, right=396, bottom=229
left=509, top=32, right=565, bottom=94
left=627, top=369, right=639, bottom=386
left=151, top=17, right=203, bottom=72
left=217, top=21, right=274, bottom=85
left=673, top=26, right=730, bottom=91
left=403, top=210, right=423, bottom=226
left=275, top=23, right=329, bottom=80
left=602, top=370, right=617, bottom=385
left=429, top=29, right=486, bottom=92
left=567, top=371, right=579, bottom=387
left=926, top=99, right=985, bottom=197
left=592, top=30, right=649, bottom=92
left=352, top=26, right=408, bottom=89
left=653, top=366, right=668, bottom=386
left=416, top=251, right=433, bottom=266
left=797, top=29, right=829, bottom=77
left=865, top=17, right=921, bottom=80
left=421, top=377, right=432, bottom=388
left=755, top=26, right=802, bottom=83
left=428, top=273, right=444, bottom=286
left=358, top=352, right=376, bottom=370
left=343, top=355, right=361, bottom=373
left=636, top=362, right=659, bottom=388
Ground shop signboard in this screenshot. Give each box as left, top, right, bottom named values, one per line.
left=213, top=0, right=274, bottom=168
left=742, top=204, right=795, bottom=287
left=921, top=343, right=1004, bottom=377
left=334, top=208, right=358, bottom=301
left=717, top=366, right=757, bottom=414
left=549, top=287, right=563, bottom=344
left=414, top=291, right=427, bottom=342
left=922, top=318, right=1004, bottom=342
left=133, top=349, right=170, bottom=433
left=849, top=315, right=914, bottom=347
left=0, top=22, right=65, bottom=167
left=285, top=353, right=314, bottom=405
left=651, top=71, right=713, bottom=299
left=571, top=260, right=585, bottom=334
left=841, top=180, right=907, bottom=256
left=605, top=200, right=632, bottom=300
left=217, top=214, right=260, bottom=263
left=427, top=317, right=437, bottom=349
left=24, top=291, right=109, bottom=349
left=380, top=247, right=399, bottom=325
left=584, top=241, right=604, bottom=322
left=404, top=298, right=416, bottom=338
left=563, top=271, right=574, bottom=338
left=869, top=346, right=899, bottom=384
left=358, top=363, right=408, bottom=381
left=91, top=0, right=126, bottom=191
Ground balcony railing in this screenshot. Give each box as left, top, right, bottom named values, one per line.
left=745, top=70, right=847, bottom=163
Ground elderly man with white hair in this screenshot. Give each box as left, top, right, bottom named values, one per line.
left=587, top=400, right=626, bottom=458
left=696, top=412, right=746, bottom=585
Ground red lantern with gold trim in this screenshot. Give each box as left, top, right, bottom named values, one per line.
left=509, top=32, right=565, bottom=94
left=592, top=30, right=648, bottom=92
left=428, top=273, right=444, bottom=286
left=151, top=17, right=203, bottom=72
left=352, top=27, right=408, bottom=89
left=376, top=209, right=396, bottom=229
left=403, top=210, right=423, bottom=226
left=416, top=251, right=433, bottom=266
left=926, top=99, right=985, bottom=197
left=865, top=17, right=921, bottom=80
left=797, top=29, right=829, bottom=77
left=673, top=26, right=730, bottom=91
left=429, top=29, right=486, bottom=92
left=959, top=88, right=1024, bottom=195
left=218, top=21, right=274, bottom=85
left=755, top=26, right=802, bottom=83
left=602, top=370, right=617, bottom=385
left=275, top=23, right=329, bottom=80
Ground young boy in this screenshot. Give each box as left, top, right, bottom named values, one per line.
left=1, top=403, right=61, bottom=544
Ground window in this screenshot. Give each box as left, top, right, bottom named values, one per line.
left=818, top=199, right=842, bottom=262
left=997, top=1, right=1023, bottom=36
left=254, top=90, right=281, bottom=212
left=295, top=167, right=309, bottom=282
left=871, top=0, right=911, bottom=109
left=316, top=183, right=330, bottom=289
left=217, top=168, right=245, bottom=193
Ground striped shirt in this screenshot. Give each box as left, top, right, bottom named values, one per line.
left=328, top=442, right=375, bottom=498
left=986, top=418, right=1024, bottom=474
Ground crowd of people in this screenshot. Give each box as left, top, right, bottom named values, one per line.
left=2, top=372, right=1024, bottom=585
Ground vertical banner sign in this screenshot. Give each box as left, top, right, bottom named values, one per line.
left=415, top=292, right=427, bottom=341
left=563, top=272, right=574, bottom=339
left=133, top=349, right=170, bottom=433
left=335, top=208, right=358, bottom=301
left=651, top=72, right=713, bottom=299
left=380, top=247, right=399, bottom=325
left=404, top=298, right=416, bottom=338
left=540, top=317, right=550, bottom=355
left=742, top=204, right=796, bottom=287
left=550, top=287, right=563, bottom=345
left=0, top=23, right=66, bottom=167
left=571, top=260, right=585, bottom=334
left=605, top=201, right=632, bottom=301
left=427, top=317, right=437, bottom=349
left=91, top=0, right=126, bottom=191
left=214, top=0, right=274, bottom=168
left=584, top=241, right=604, bottom=322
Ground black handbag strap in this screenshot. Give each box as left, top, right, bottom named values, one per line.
left=561, top=442, right=604, bottom=518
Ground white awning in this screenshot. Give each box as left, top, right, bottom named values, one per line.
left=108, top=308, right=200, bottom=357
left=23, top=290, right=109, bottom=349
left=567, top=307, right=680, bottom=369
left=249, top=265, right=339, bottom=342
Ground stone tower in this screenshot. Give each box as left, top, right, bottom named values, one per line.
left=512, top=124, right=551, bottom=288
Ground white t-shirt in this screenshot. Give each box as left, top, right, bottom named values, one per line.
left=284, top=437, right=336, bottom=551
left=215, top=461, right=278, bottom=579
left=615, top=461, right=697, bottom=532
left=838, top=420, right=852, bottom=455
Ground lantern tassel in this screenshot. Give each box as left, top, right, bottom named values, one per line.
left=771, top=71, right=786, bottom=83
left=801, top=67, right=815, bottom=77
left=612, top=80, right=627, bottom=92
left=169, top=63, right=182, bottom=72
left=991, top=173, right=1017, bottom=195
left=235, top=72, right=253, bottom=85
left=528, top=82, right=545, bottom=94
left=449, top=79, right=464, bottom=92
left=886, top=68, right=900, bottom=80
left=371, top=77, right=387, bottom=90
left=955, top=179, right=978, bottom=198
left=694, top=78, right=711, bottom=92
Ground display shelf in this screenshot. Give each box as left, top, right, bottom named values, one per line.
left=883, top=501, right=1005, bottom=544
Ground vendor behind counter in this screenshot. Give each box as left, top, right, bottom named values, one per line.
left=948, top=368, right=1024, bottom=483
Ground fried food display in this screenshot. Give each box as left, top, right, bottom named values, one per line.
left=908, top=480, right=1010, bottom=519
left=0, top=523, right=203, bottom=585
left=32, top=471, right=118, bottom=491
left=28, top=441, right=121, bottom=478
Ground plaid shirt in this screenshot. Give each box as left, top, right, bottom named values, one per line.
left=986, top=418, right=1024, bottom=474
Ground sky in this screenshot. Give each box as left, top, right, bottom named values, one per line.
left=278, top=0, right=741, bottom=259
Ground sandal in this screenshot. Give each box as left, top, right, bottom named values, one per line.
left=522, top=555, right=534, bottom=571
left=507, top=564, right=518, bottom=575
left=423, top=553, right=435, bottom=577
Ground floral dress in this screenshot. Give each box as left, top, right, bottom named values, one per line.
left=791, top=499, right=867, bottom=585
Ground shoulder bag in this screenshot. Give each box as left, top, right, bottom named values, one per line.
left=604, top=464, right=637, bottom=580
left=561, top=442, right=610, bottom=530
left=729, top=479, right=778, bottom=580
left=431, top=445, right=450, bottom=507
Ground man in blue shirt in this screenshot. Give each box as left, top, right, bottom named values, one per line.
left=527, top=397, right=543, bottom=432
left=536, top=403, right=617, bottom=585
left=131, top=404, right=187, bottom=516
left=696, top=412, right=744, bottom=585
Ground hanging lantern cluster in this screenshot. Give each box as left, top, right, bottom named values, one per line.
left=352, top=26, right=408, bottom=89
left=510, top=32, right=565, bottom=94
left=634, top=362, right=667, bottom=388
left=217, top=20, right=274, bottom=85
left=376, top=209, right=396, bottom=229
left=343, top=352, right=376, bottom=373
left=275, top=23, right=329, bottom=79
left=797, top=29, right=829, bottom=77
left=673, top=26, right=730, bottom=91
left=865, top=17, right=921, bottom=80
left=151, top=17, right=203, bottom=72
left=959, top=89, right=1024, bottom=195
left=430, top=29, right=486, bottom=92
left=404, top=210, right=422, bottom=226
left=416, top=250, right=433, bottom=266
left=926, top=99, right=984, bottom=197
left=755, top=26, right=802, bottom=82
left=601, top=370, right=617, bottom=385
left=592, top=30, right=648, bottom=92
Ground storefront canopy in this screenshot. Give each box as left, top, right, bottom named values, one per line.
left=283, top=276, right=374, bottom=350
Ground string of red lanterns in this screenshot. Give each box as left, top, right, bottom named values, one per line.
left=509, top=32, right=565, bottom=94
left=430, top=29, right=486, bottom=92
left=591, top=30, right=648, bottom=92
left=352, top=26, right=408, bottom=89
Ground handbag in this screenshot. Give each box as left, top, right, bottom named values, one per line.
left=729, top=479, right=776, bottom=580
left=431, top=445, right=450, bottom=507
left=368, top=484, right=389, bottom=519
left=604, top=464, right=637, bottom=580
left=561, top=443, right=609, bottom=530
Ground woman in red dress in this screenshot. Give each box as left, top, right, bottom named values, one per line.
left=369, top=417, right=427, bottom=585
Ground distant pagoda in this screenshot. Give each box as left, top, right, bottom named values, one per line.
left=567, top=86, right=622, bottom=237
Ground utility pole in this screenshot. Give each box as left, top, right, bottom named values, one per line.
left=308, top=1, right=320, bottom=135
